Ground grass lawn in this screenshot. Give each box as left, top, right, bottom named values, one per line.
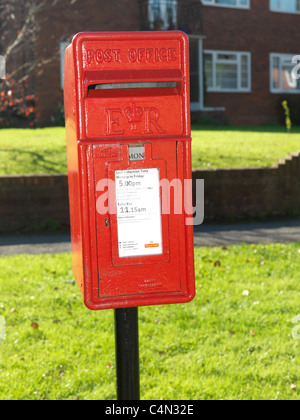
left=0, top=243, right=300, bottom=400
left=191, top=125, right=300, bottom=169
left=0, top=128, right=67, bottom=175
left=0, top=125, right=299, bottom=174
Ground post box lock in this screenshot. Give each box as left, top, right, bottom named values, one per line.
left=64, top=31, right=195, bottom=310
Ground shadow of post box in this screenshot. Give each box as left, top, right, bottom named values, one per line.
left=64, top=31, right=195, bottom=310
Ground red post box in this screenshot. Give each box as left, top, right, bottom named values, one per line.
left=64, top=31, right=195, bottom=310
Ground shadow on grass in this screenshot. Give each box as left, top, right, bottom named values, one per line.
left=0, top=148, right=66, bottom=174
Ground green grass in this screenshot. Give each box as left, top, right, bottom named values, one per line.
left=0, top=125, right=299, bottom=174
left=0, top=128, right=67, bottom=175
left=192, top=125, right=300, bottom=169
left=0, top=243, right=300, bottom=400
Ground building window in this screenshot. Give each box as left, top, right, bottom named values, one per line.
left=270, top=0, right=300, bottom=13
left=148, top=0, right=177, bottom=30
left=204, top=51, right=251, bottom=92
left=190, top=37, right=200, bottom=105
left=60, top=42, right=69, bottom=90
left=202, top=0, right=250, bottom=9
left=270, top=53, right=300, bottom=93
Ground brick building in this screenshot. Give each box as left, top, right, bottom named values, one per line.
left=3, top=0, right=300, bottom=126
left=198, top=0, right=300, bottom=125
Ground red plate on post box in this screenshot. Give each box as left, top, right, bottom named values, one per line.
left=64, top=31, right=195, bottom=310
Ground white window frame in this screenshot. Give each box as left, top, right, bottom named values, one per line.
left=202, top=0, right=250, bottom=9
left=270, top=0, right=300, bottom=14
left=189, top=36, right=226, bottom=112
left=189, top=36, right=204, bottom=111
left=204, top=50, right=251, bottom=93
left=60, top=42, right=70, bottom=90
left=148, top=0, right=177, bottom=30
left=270, top=53, right=300, bottom=94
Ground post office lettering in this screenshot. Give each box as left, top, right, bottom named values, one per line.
left=87, top=49, right=121, bottom=64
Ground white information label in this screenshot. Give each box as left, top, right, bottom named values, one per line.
left=115, top=168, right=163, bottom=258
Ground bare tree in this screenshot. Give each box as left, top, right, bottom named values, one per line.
left=0, top=0, right=77, bottom=126
left=1, top=0, right=78, bottom=82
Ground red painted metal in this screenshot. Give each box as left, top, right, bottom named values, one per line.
left=64, top=31, right=195, bottom=310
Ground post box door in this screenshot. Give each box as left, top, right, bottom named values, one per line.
left=81, top=140, right=188, bottom=302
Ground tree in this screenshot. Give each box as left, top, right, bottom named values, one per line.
left=0, top=0, right=77, bottom=127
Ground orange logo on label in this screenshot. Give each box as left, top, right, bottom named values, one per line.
left=145, top=243, right=160, bottom=249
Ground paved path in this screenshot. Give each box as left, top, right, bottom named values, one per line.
left=0, top=233, right=72, bottom=256
left=194, top=219, right=300, bottom=247
left=0, top=219, right=299, bottom=256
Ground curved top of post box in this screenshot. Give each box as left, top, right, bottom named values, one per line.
left=67, top=31, right=191, bottom=141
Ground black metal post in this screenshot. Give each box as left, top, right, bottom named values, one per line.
left=114, top=307, right=140, bottom=400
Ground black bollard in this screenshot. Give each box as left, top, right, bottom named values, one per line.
left=114, top=307, right=140, bottom=400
